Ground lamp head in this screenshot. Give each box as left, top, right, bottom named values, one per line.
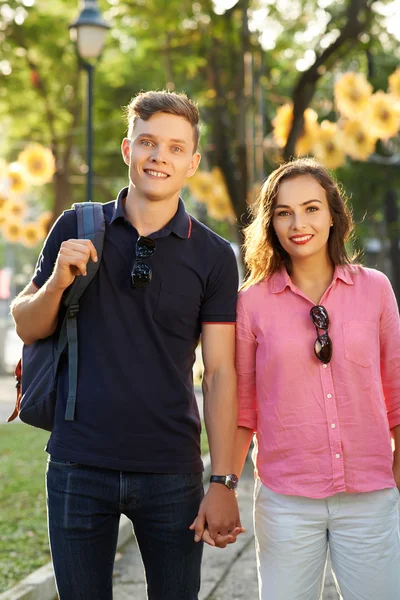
left=69, top=0, right=110, bottom=60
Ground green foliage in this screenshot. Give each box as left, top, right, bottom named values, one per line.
left=200, top=422, right=209, bottom=456
left=1, top=0, right=399, bottom=237
left=334, top=159, right=400, bottom=272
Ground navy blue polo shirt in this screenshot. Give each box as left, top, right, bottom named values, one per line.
left=33, top=188, right=238, bottom=473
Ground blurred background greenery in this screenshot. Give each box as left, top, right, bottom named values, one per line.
left=0, top=0, right=399, bottom=350
left=0, top=1, right=399, bottom=589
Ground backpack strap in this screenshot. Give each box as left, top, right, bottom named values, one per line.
left=62, top=202, right=105, bottom=421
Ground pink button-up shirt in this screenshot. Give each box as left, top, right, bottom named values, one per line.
left=236, top=265, right=400, bottom=499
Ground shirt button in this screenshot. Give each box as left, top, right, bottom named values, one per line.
left=335, top=453, right=341, bottom=459
left=331, top=423, right=336, bottom=428
left=327, top=393, right=332, bottom=398
left=322, top=364, right=328, bottom=369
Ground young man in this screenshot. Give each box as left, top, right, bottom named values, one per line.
left=11, top=91, right=242, bottom=600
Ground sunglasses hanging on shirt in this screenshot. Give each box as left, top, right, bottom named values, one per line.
left=131, top=236, right=156, bottom=289
left=310, top=305, right=332, bottom=364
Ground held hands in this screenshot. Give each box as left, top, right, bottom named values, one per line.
left=48, top=239, right=98, bottom=292
left=189, top=484, right=245, bottom=548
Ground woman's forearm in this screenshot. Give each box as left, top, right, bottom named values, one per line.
left=233, top=426, right=254, bottom=478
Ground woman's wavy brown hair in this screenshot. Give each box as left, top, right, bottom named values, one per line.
left=242, top=158, right=357, bottom=290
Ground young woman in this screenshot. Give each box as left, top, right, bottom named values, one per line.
left=234, top=158, right=400, bottom=600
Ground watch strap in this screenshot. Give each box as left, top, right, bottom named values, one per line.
left=209, top=474, right=239, bottom=490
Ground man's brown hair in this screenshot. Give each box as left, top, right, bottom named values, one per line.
left=125, top=90, right=200, bottom=152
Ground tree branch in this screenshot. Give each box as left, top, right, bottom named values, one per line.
left=283, top=0, right=374, bottom=159
left=9, top=26, right=59, bottom=156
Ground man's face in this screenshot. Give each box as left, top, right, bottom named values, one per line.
left=121, top=112, right=200, bottom=202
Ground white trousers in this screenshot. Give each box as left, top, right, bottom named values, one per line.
left=254, top=481, right=400, bottom=600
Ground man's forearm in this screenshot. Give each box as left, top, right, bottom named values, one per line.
left=203, top=367, right=237, bottom=475
left=11, top=280, right=64, bottom=344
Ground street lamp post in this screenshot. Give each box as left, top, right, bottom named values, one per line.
left=69, top=1, right=110, bottom=202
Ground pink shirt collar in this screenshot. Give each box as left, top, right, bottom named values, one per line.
left=270, top=264, right=355, bottom=295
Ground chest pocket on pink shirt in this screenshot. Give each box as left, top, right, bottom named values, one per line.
left=342, top=321, right=377, bottom=368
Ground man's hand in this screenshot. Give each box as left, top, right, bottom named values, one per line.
left=200, top=526, right=245, bottom=548
left=48, top=239, right=98, bottom=292
left=189, top=484, right=244, bottom=547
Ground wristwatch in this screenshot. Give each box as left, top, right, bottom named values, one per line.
left=210, top=474, right=239, bottom=491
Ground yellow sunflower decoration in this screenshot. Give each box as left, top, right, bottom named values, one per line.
left=273, top=104, right=293, bottom=148
left=18, top=143, right=56, bottom=186
left=4, top=198, right=28, bottom=220
left=312, top=121, right=346, bottom=170
left=0, top=190, right=8, bottom=212
left=2, top=218, right=23, bottom=244
left=0, top=144, right=56, bottom=246
left=341, top=120, right=378, bottom=161
left=186, top=171, right=215, bottom=204
left=0, top=212, right=7, bottom=230
left=207, top=192, right=235, bottom=222
left=187, top=168, right=235, bottom=222
left=334, top=73, right=372, bottom=119
left=207, top=168, right=236, bottom=222
left=388, top=68, right=400, bottom=98
left=272, top=104, right=319, bottom=156
left=21, top=222, right=46, bottom=248
left=7, top=163, right=28, bottom=195
left=368, top=91, right=400, bottom=140
left=296, top=109, right=320, bottom=155
left=37, top=210, right=53, bottom=232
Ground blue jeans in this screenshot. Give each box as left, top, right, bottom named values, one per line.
left=46, top=457, right=204, bottom=600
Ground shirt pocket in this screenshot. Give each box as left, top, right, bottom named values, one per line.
left=342, top=321, right=377, bottom=368
left=153, top=284, right=201, bottom=340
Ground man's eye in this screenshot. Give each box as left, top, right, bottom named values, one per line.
left=141, top=140, right=153, bottom=147
left=172, top=146, right=182, bottom=153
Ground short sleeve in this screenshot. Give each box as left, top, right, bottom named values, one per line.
left=200, top=243, right=238, bottom=324
left=33, top=209, right=77, bottom=289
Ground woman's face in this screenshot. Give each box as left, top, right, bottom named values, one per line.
left=272, top=174, right=333, bottom=264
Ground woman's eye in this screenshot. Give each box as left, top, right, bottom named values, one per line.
left=277, top=210, right=290, bottom=217
left=306, top=206, right=318, bottom=212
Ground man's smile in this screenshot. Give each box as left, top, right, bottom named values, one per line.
left=143, top=169, right=169, bottom=178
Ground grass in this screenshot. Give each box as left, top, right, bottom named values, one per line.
left=0, top=422, right=209, bottom=593
left=0, top=423, right=50, bottom=593
left=200, top=422, right=209, bottom=455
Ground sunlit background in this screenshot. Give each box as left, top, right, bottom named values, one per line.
left=0, top=0, right=399, bottom=373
